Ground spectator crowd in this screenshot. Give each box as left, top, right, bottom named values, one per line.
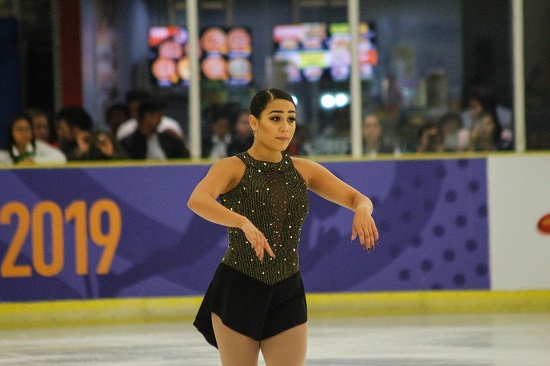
left=0, top=84, right=514, bottom=166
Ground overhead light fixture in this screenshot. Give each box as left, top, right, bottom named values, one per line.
left=334, top=92, right=349, bottom=107
left=320, top=94, right=336, bottom=109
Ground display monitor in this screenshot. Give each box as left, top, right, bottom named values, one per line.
left=148, top=26, right=189, bottom=87
left=200, top=26, right=253, bottom=86
left=273, top=22, right=378, bottom=83
left=148, top=26, right=253, bottom=87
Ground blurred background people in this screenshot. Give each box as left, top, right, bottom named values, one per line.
left=54, top=106, right=94, bottom=160
left=462, top=84, right=511, bottom=130
left=74, top=130, right=129, bottom=161
left=0, top=112, right=66, bottom=165
left=362, top=113, right=399, bottom=157
left=120, top=98, right=189, bottom=160
left=438, top=112, right=469, bottom=152
left=201, top=106, right=233, bottom=159
left=25, top=108, right=58, bottom=147
left=417, top=121, right=444, bottom=153
left=89, top=131, right=128, bottom=160
left=227, top=109, right=254, bottom=156
left=462, top=84, right=513, bottom=150
left=116, top=89, right=184, bottom=141
left=105, top=102, right=130, bottom=136
left=467, top=111, right=503, bottom=151
left=395, top=109, right=426, bottom=153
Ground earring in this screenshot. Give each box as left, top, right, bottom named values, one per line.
left=253, top=129, right=257, bottom=137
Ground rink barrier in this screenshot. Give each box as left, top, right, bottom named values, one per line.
left=1, top=290, right=549, bottom=329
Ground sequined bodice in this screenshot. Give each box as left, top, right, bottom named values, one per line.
left=220, top=151, right=309, bottom=285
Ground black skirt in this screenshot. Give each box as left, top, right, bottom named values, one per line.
left=193, top=263, right=308, bottom=348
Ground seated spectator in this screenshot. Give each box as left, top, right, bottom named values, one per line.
left=467, top=111, right=503, bottom=152
left=55, top=106, right=94, bottom=160
left=0, top=113, right=66, bottom=165
left=439, top=112, right=469, bottom=152
left=120, top=99, right=190, bottom=160
left=362, top=113, right=399, bottom=157
left=227, top=109, right=253, bottom=156
left=105, top=103, right=130, bottom=136
left=25, top=108, right=58, bottom=146
left=396, top=108, right=427, bottom=153
left=417, top=122, right=444, bottom=153
left=461, top=84, right=513, bottom=150
left=74, top=130, right=129, bottom=161
left=116, top=89, right=183, bottom=140
left=462, top=84, right=512, bottom=130
left=202, top=107, right=233, bottom=159
left=89, top=131, right=128, bottom=160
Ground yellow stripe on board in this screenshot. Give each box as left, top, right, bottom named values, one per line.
left=0, top=297, right=202, bottom=329
left=1, top=290, right=549, bottom=329
left=306, top=290, right=550, bottom=317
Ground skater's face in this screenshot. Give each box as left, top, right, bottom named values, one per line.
left=250, top=99, right=296, bottom=151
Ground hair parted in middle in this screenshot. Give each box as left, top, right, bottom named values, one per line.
left=249, top=88, right=295, bottom=119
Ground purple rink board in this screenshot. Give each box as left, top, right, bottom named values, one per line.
left=0, top=158, right=488, bottom=301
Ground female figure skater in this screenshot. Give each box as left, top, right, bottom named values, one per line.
left=187, top=88, right=379, bottom=366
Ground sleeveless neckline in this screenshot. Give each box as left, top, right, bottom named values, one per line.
left=238, top=151, right=293, bottom=172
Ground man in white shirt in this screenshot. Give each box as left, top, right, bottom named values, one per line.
left=116, top=89, right=184, bottom=141
left=119, top=99, right=189, bottom=160
left=201, top=112, right=233, bottom=159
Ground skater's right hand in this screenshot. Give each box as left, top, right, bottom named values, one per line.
left=241, top=220, right=275, bottom=261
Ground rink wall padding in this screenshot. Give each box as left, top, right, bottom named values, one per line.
left=1, top=154, right=550, bottom=326
left=0, top=157, right=489, bottom=301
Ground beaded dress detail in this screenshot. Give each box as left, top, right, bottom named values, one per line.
left=220, top=151, right=309, bottom=285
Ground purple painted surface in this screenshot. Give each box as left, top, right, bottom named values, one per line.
left=0, top=158, right=488, bottom=301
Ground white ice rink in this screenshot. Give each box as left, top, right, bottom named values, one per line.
left=1, top=312, right=549, bottom=365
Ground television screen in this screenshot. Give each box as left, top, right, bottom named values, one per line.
left=273, top=22, right=378, bottom=83
left=273, top=23, right=328, bottom=82
left=148, top=26, right=189, bottom=87
left=200, top=26, right=253, bottom=86
left=148, top=26, right=253, bottom=87
left=328, top=22, right=378, bottom=81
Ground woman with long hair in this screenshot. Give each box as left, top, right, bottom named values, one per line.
left=0, top=113, right=66, bottom=165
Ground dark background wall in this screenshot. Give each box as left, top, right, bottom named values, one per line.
left=0, top=18, right=21, bottom=148
left=461, top=0, right=512, bottom=107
